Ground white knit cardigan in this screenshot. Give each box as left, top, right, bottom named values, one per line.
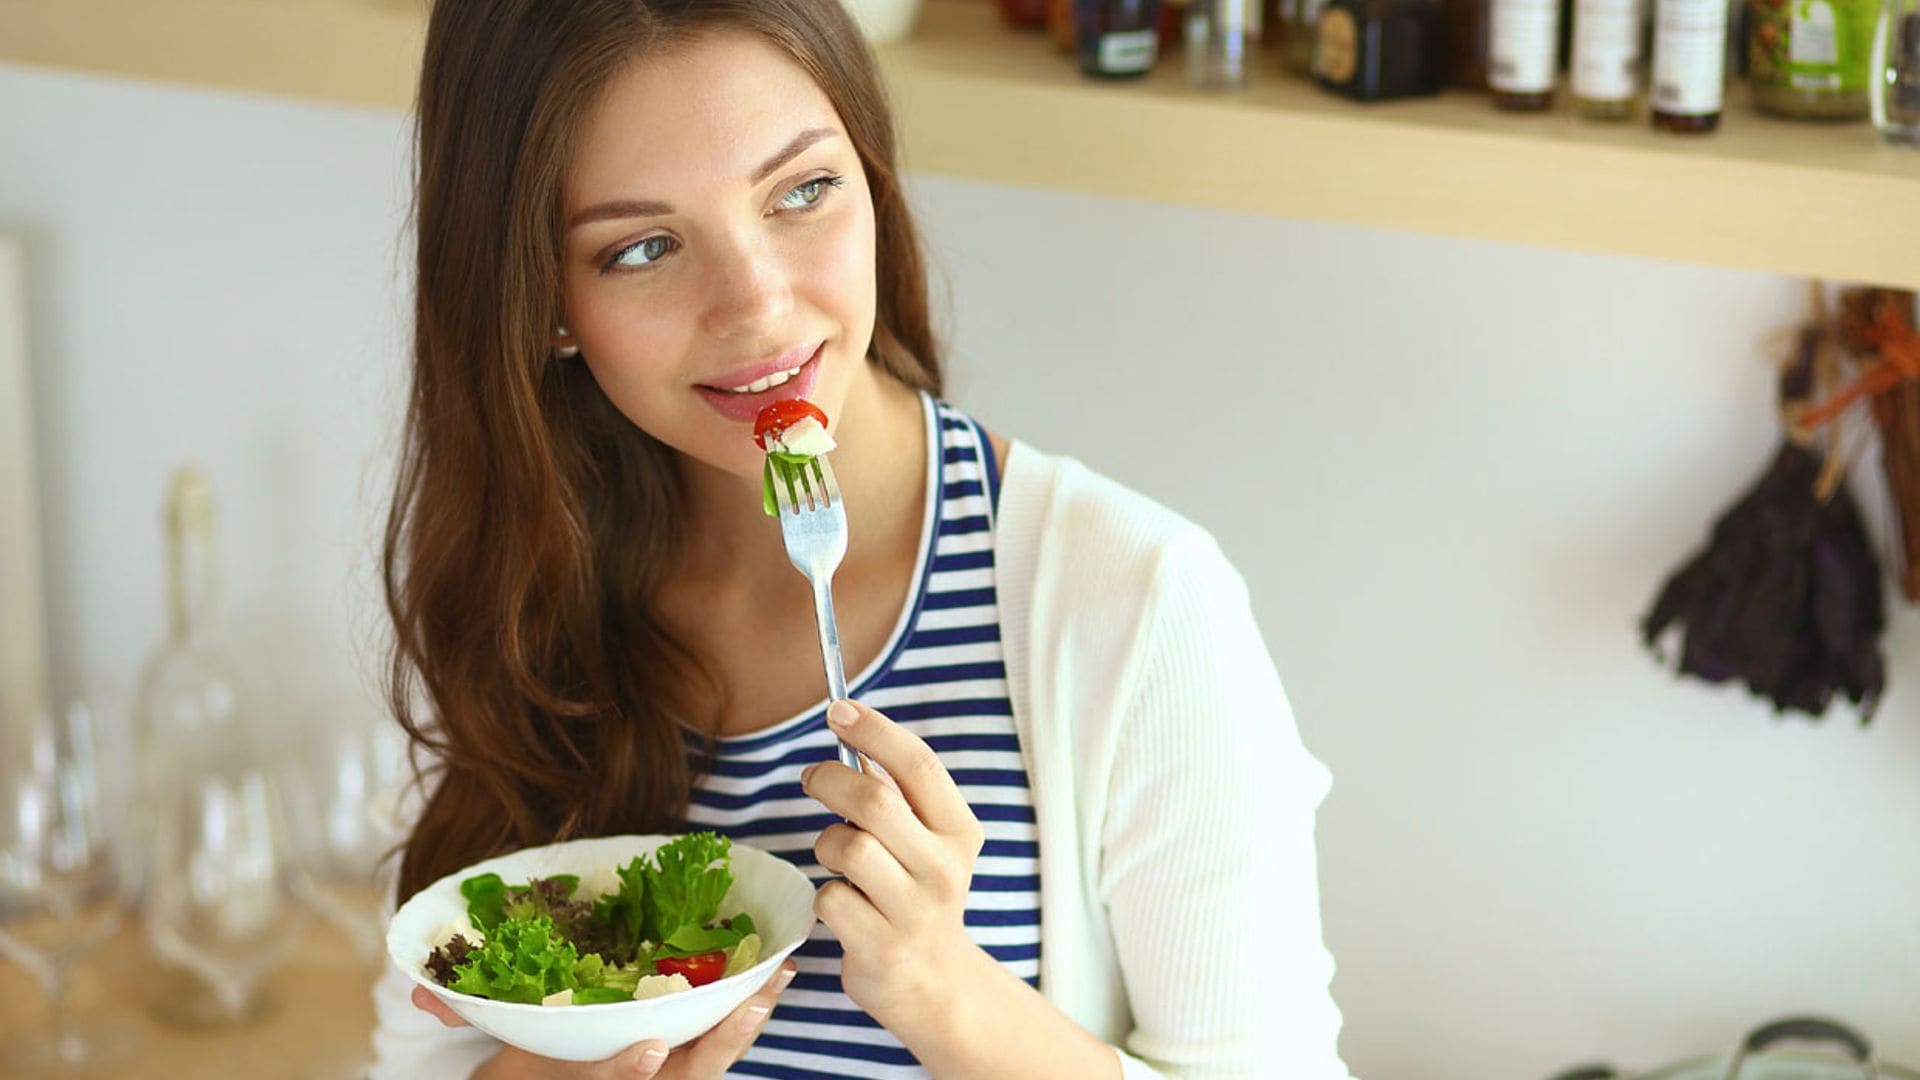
left=367, top=441, right=1351, bottom=1080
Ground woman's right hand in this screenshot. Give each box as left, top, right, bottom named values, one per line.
left=412, top=961, right=798, bottom=1079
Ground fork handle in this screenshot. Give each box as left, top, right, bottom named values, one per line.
left=809, top=577, right=864, bottom=773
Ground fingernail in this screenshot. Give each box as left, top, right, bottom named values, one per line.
left=773, top=968, right=795, bottom=993
left=634, top=1046, right=666, bottom=1075
left=800, top=763, right=819, bottom=785
left=737, top=1003, right=771, bottom=1032
left=827, top=700, right=857, bottom=728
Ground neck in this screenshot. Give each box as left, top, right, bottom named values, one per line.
left=670, top=372, right=927, bottom=593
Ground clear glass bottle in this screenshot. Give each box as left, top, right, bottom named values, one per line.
left=1572, top=0, right=1644, bottom=116
left=1491, top=0, right=1565, bottom=107
left=1187, top=0, right=1258, bottom=86
left=133, top=468, right=245, bottom=842
left=1651, top=0, right=1728, bottom=130
left=1871, top=0, right=1920, bottom=139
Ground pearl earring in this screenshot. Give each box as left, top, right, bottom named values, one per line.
left=554, top=326, right=579, bottom=360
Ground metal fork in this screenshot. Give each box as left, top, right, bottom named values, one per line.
left=771, top=455, right=864, bottom=773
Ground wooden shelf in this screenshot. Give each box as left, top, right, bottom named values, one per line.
left=4, top=0, right=1917, bottom=287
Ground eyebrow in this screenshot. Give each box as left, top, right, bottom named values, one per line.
left=566, top=126, right=841, bottom=230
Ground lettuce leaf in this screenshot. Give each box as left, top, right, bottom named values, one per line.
left=447, top=915, right=582, bottom=1004
left=642, top=833, right=734, bottom=950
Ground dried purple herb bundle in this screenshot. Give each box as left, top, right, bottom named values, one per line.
left=1640, top=441, right=1886, bottom=722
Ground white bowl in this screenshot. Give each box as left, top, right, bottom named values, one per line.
left=386, top=834, right=817, bottom=1062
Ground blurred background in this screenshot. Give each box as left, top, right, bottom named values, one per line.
left=2, top=0, right=1919, bottom=1076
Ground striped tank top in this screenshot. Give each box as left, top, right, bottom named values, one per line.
left=683, top=393, right=1041, bottom=1079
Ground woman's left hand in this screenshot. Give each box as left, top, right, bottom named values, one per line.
left=800, top=697, right=993, bottom=1030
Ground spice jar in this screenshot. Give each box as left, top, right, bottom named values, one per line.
left=1316, top=0, right=1448, bottom=96
left=1872, top=0, right=1920, bottom=139
left=1747, top=0, right=1876, bottom=118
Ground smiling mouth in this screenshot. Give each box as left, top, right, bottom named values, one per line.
left=711, top=364, right=804, bottom=395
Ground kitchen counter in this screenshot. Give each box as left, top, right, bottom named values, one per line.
left=0, top=913, right=382, bottom=1079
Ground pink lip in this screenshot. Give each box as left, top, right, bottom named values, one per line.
left=693, top=343, right=825, bottom=423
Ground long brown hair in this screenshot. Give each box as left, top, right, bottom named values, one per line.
left=385, top=0, right=941, bottom=902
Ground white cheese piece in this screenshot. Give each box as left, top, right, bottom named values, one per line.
left=541, top=988, right=574, bottom=1007
left=631, top=973, right=694, bottom=1000
left=774, top=416, right=835, bottom=457
left=432, top=915, right=483, bottom=949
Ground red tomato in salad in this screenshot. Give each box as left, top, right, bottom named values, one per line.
left=753, top=399, right=829, bottom=450
left=653, top=950, right=728, bottom=987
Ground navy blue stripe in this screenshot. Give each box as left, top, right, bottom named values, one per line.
left=731, top=1060, right=876, bottom=1079
left=874, top=698, right=1012, bottom=721
left=969, top=872, right=1040, bottom=891
left=931, top=550, right=993, bottom=573
left=755, top=1033, right=920, bottom=1066
left=938, top=514, right=990, bottom=536
left=720, top=812, right=844, bottom=838
left=921, top=587, right=996, bottom=610
left=801, top=935, right=1039, bottom=961
left=973, top=803, right=1038, bottom=824
left=942, top=478, right=985, bottom=501
left=883, top=660, right=1007, bottom=686
left=948, top=768, right=1030, bottom=788
left=901, top=624, right=1000, bottom=648
left=980, top=837, right=1038, bottom=857
left=926, top=733, right=1023, bottom=754
left=971, top=417, right=1003, bottom=517
left=941, top=446, right=978, bottom=465
left=690, top=782, right=806, bottom=811
left=965, top=906, right=1042, bottom=927
left=940, top=416, right=972, bottom=431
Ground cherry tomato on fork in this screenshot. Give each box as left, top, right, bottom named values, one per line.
left=653, top=950, right=728, bottom=987
left=753, top=399, right=829, bottom=449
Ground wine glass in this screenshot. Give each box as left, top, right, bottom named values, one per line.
left=0, top=698, right=141, bottom=1074
left=285, top=718, right=406, bottom=965
left=142, top=755, right=309, bottom=1028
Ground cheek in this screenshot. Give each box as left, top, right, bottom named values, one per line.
left=806, top=199, right=878, bottom=335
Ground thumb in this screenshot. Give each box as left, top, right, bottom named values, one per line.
left=410, top=985, right=469, bottom=1028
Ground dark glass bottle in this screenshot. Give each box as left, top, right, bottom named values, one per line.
left=1445, top=0, right=1493, bottom=85
left=1076, top=0, right=1165, bottom=75
left=1315, top=0, right=1448, bottom=96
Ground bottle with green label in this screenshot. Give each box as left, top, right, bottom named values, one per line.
left=1747, top=0, right=1876, bottom=117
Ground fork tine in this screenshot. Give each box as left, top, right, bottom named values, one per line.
left=816, top=457, right=840, bottom=507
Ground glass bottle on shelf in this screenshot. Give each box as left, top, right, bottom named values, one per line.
left=1572, top=0, right=1644, bottom=116
left=1651, top=0, right=1728, bottom=130
left=1445, top=0, right=1493, bottom=85
left=1284, top=0, right=1333, bottom=69
left=1188, top=0, right=1258, bottom=85
left=1075, top=0, right=1164, bottom=75
left=1870, top=0, right=1920, bottom=138
left=1490, top=0, right=1564, bottom=107
left=1748, top=0, right=1876, bottom=118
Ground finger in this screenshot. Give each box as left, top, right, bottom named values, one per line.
left=410, top=985, right=469, bottom=1028
left=824, top=699, right=976, bottom=837
left=801, top=756, right=943, bottom=881
left=672, top=960, right=798, bottom=1073
left=813, top=877, right=891, bottom=947
left=813, top=821, right=920, bottom=921
left=491, top=1040, right=670, bottom=1079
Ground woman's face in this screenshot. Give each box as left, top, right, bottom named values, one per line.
left=559, top=31, right=878, bottom=480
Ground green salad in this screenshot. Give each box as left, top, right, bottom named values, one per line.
left=424, top=832, right=762, bottom=1005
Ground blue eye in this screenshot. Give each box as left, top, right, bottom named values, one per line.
left=778, top=175, right=845, bottom=212
left=608, top=235, right=676, bottom=271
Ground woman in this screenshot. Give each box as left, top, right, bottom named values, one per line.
left=370, top=0, right=1349, bottom=1077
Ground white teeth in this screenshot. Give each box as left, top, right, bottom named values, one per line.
left=722, top=365, right=805, bottom=394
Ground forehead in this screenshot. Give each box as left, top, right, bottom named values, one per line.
left=568, top=31, right=845, bottom=197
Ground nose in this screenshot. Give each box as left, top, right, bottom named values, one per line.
left=699, top=231, right=794, bottom=342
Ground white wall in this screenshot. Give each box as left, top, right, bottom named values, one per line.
left=2, top=63, right=1915, bottom=1078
